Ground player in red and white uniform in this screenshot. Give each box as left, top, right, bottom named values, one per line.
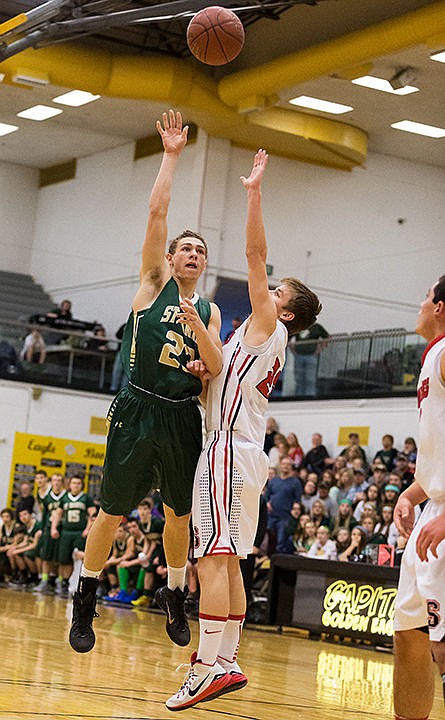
left=393, top=274, right=445, bottom=720
left=193, top=316, right=287, bottom=559
left=166, top=150, right=322, bottom=710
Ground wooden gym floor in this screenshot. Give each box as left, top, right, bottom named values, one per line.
left=0, top=588, right=443, bottom=720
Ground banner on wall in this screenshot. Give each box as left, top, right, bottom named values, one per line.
left=337, top=426, right=370, bottom=446
left=9, top=432, right=106, bottom=508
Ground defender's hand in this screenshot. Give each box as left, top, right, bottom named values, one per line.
left=156, top=109, right=188, bottom=155
left=240, top=149, right=268, bottom=190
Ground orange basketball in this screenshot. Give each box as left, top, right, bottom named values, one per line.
left=187, top=6, right=245, bottom=66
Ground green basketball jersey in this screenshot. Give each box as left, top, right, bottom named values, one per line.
left=120, top=277, right=211, bottom=400
left=141, top=515, right=164, bottom=540
left=112, top=537, right=128, bottom=559
left=61, top=492, right=95, bottom=532
left=41, top=489, right=67, bottom=529
left=25, top=519, right=42, bottom=541
left=37, top=485, right=50, bottom=524
left=0, top=524, right=14, bottom=548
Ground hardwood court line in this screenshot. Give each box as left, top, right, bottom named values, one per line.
left=1, top=589, right=443, bottom=720
left=0, top=676, right=287, bottom=717
left=0, top=715, right=166, bottom=720
left=0, top=678, right=168, bottom=706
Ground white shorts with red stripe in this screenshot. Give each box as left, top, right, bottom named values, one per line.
left=192, top=430, right=269, bottom=559
left=394, top=498, right=445, bottom=641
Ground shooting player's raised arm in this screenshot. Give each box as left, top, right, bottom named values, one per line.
left=139, top=110, right=189, bottom=287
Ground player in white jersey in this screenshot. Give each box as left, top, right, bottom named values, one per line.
left=166, top=150, right=322, bottom=711
left=393, top=274, right=445, bottom=720
left=192, top=321, right=288, bottom=559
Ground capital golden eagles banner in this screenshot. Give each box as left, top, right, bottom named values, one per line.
left=9, top=432, right=106, bottom=508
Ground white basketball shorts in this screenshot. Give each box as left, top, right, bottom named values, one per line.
left=192, top=430, right=269, bottom=559
left=394, top=498, right=445, bottom=641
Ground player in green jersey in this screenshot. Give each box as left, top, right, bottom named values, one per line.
left=7, top=508, right=42, bottom=586
left=34, top=469, right=49, bottom=510
left=51, top=475, right=96, bottom=597
left=34, top=473, right=66, bottom=594
left=0, top=508, right=15, bottom=583
left=70, top=109, right=222, bottom=654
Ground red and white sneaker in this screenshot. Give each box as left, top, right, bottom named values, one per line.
left=217, top=657, right=248, bottom=694
left=166, top=652, right=231, bottom=711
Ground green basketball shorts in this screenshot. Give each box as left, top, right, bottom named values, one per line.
left=38, top=529, right=60, bottom=562
left=101, top=384, right=203, bottom=517
left=58, top=530, right=84, bottom=565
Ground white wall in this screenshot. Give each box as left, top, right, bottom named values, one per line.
left=222, top=150, right=445, bottom=333
left=0, top=381, right=110, bottom=509
left=265, top=396, right=418, bottom=461
left=1, top=129, right=440, bottom=337
left=0, top=161, right=38, bottom=274
left=0, top=381, right=417, bottom=509
left=30, top=133, right=208, bottom=336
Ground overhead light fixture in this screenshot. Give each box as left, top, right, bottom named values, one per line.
left=53, top=90, right=101, bottom=107
left=12, top=69, right=50, bottom=87
left=388, top=67, right=417, bottom=91
left=17, top=105, right=63, bottom=121
left=289, top=96, right=353, bottom=115
left=352, top=75, right=418, bottom=95
left=391, top=120, right=445, bottom=138
left=0, top=122, right=19, bottom=136
left=430, top=50, right=445, bottom=63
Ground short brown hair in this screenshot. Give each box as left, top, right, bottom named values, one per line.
left=280, top=277, right=322, bottom=335
left=168, top=230, right=208, bottom=257
left=433, top=275, right=445, bottom=304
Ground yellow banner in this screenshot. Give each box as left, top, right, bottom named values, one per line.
left=337, top=426, right=370, bottom=446
left=9, top=431, right=106, bottom=508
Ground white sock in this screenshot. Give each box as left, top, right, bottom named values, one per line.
left=167, top=565, right=187, bottom=591
left=197, top=614, right=227, bottom=666
left=217, top=614, right=245, bottom=663
left=80, top=565, right=101, bottom=579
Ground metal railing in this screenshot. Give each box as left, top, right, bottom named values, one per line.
left=0, top=318, right=425, bottom=399
left=0, top=318, right=119, bottom=394
left=279, top=328, right=425, bottom=400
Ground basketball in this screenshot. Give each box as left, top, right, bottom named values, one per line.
left=187, top=6, right=245, bottom=66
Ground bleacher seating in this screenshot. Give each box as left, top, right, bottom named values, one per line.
left=0, top=270, right=54, bottom=351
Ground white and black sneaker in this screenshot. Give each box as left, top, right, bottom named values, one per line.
left=166, top=652, right=230, bottom=711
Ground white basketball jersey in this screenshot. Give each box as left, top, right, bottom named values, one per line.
left=205, top=318, right=287, bottom=447
left=416, top=334, right=445, bottom=500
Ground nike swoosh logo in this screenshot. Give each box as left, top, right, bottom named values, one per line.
left=188, top=674, right=211, bottom=696
left=204, top=629, right=222, bottom=635
left=167, top=608, right=175, bottom=625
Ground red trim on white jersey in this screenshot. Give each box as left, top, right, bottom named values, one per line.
left=421, top=333, right=445, bottom=366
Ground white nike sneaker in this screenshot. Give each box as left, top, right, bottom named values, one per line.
left=166, top=652, right=231, bottom=711
left=217, top=656, right=248, bottom=694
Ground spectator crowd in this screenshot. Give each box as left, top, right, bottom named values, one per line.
left=0, top=426, right=419, bottom=622
left=261, top=420, right=419, bottom=567
left=0, top=470, right=193, bottom=613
